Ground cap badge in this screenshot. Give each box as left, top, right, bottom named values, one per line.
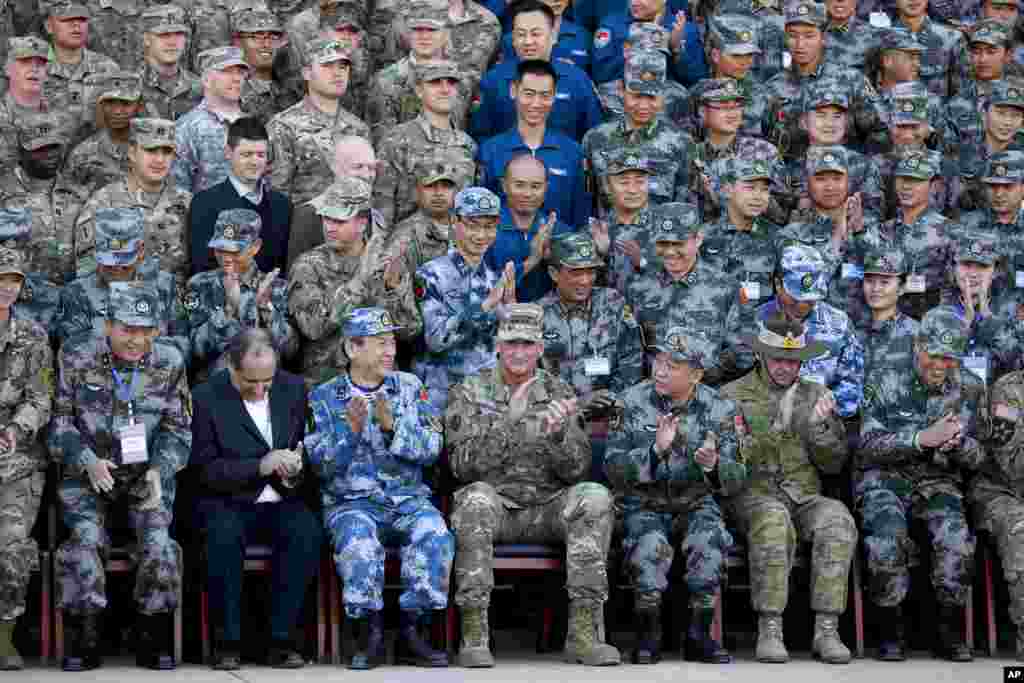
left=798, top=4, right=809, bottom=14
left=136, top=300, right=150, bottom=314
left=739, top=30, right=752, bottom=41
left=223, top=226, right=235, bottom=239
left=781, top=333, right=801, bottom=349
left=940, top=330, right=954, bottom=345
left=902, top=101, right=914, bottom=112
left=801, top=273, right=814, bottom=290
left=997, top=165, right=1008, bottom=176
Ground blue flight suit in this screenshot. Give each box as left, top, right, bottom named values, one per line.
left=484, top=208, right=575, bottom=303
left=592, top=10, right=707, bottom=86
left=500, top=19, right=594, bottom=73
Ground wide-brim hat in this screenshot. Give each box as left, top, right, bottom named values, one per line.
left=747, top=324, right=827, bottom=361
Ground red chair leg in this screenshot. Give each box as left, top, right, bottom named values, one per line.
left=712, top=588, right=723, bottom=643
left=965, top=586, right=975, bottom=653
left=200, top=588, right=210, bottom=664
left=446, top=604, right=457, bottom=654
left=983, top=544, right=997, bottom=657
left=852, top=555, right=864, bottom=658
left=540, top=605, right=555, bottom=653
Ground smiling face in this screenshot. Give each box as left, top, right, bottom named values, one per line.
left=863, top=272, right=903, bottom=313
left=129, top=144, right=175, bottom=186
left=105, top=320, right=157, bottom=363
left=807, top=169, right=849, bottom=210
left=237, top=31, right=281, bottom=70
left=550, top=264, right=597, bottom=305
left=498, top=339, right=544, bottom=381
left=512, top=71, right=556, bottom=127
left=653, top=353, right=703, bottom=399
left=452, top=215, right=498, bottom=261
left=802, top=105, right=848, bottom=145
left=145, top=31, right=188, bottom=65
left=0, top=273, right=24, bottom=311
left=727, top=178, right=771, bottom=220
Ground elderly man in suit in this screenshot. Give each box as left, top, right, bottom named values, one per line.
left=190, top=328, right=324, bottom=670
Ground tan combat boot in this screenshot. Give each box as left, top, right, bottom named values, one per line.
left=756, top=613, right=788, bottom=663
left=563, top=601, right=621, bottom=666
left=812, top=612, right=852, bottom=664
left=458, top=606, right=494, bottom=668
left=0, top=620, right=22, bottom=670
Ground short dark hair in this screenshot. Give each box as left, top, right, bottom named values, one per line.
left=227, top=328, right=278, bottom=370
left=510, top=0, right=556, bottom=29
left=227, top=117, right=269, bottom=148
left=515, top=58, right=558, bottom=85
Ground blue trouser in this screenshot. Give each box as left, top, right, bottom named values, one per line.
left=198, top=497, right=324, bottom=642
left=325, top=497, right=453, bottom=619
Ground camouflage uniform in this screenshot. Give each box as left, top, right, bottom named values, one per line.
left=49, top=283, right=191, bottom=617
left=185, top=209, right=298, bottom=382
left=824, top=11, right=881, bottom=71
left=958, top=151, right=1024, bottom=297
left=0, top=38, right=54, bottom=168
left=304, top=307, right=453, bottom=619
left=75, top=118, right=192, bottom=285
left=892, top=14, right=960, bottom=99
left=188, top=0, right=236, bottom=69
left=606, top=326, right=744, bottom=610
left=686, top=16, right=765, bottom=138
left=365, top=56, right=473, bottom=143
left=391, top=0, right=500, bottom=86
left=869, top=73, right=946, bottom=158
left=136, top=7, right=201, bottom=122
left=267, top=39, right=371, bottom=206
left=75, top=0, right=188, bottom=72
left=857, top=307, right=985, bottom=610
left=234, top=9, right=299, bottom=125
left=850, top=247, right=921, bottom=377
left=703, top=0, right=786, bottom=83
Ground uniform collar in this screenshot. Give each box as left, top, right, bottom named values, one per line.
left=335, top=372, right=398, bottom=401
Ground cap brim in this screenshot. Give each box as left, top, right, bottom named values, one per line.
left=890, top=113, right=927, bottom=124
left=735, top=173, right=771, bottom=182
left=98, top=91, right=142, bottom=102
left=419, top=174, right=458, bottom=185
left=96, top=249, right=141, bottom=267
left=111, top=313, right=157, bottom=328
left=747, top=335, right=827, bottom=361
left=984, top=176, right=1020, bottom=184
left=723, top=44, right=761, bottom=55
left=560, top=259, right=603, bottom=269
left=954, top=254, right=996, bottom=265
left=316, top=202, right=371, bottom=220
left=498, top=331, right=542, bottom=343
left=148, top=23, right=190, bottom=34
left=923, top=343, right=963, bottom=360
left=313, top=54, right=352, bottom=65
left=651, top=346, right=703, bottom=367
left=347, top=324, right=404, bottom=338
left=0, top=267, right=25, bottom=278
left=209, top=238, right=249, bottom=252
left=625, top=81, right=663, bottom=95
left=407, top=19, right=445, bottom=28
left=134, top=137, right=176, bottom=150
left=21, top=136, right=66, bottom=151
left=209, top=59, right=250, bottom=71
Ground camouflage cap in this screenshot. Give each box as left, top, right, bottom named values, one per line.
left=989, top=80, right=1024, bottom=110
left=453, top=187, right=501, bottom=217
left=748, top=311, right=826, bottom=361
left=141, top=5, right=191, bottom=34
left=728, top=157, right=773, bottom=182
left=7, top=36, right=49, bottom=62
left=0, top=208, right=31, bottom=245
left=605, top=150, right=653, bottom=175
left=232, top=8, right=283, bottom=34
left=893, top=150, right=940, bottom=180
left=699, top=77, right=746, bottom=103
left=209, top=208, right=262, bottom=252
left=653, top=324, right=716, bottom=368
left=918, top=306, right=967, bottom=359
left=88, top=71, right=142, bottom=103
left=653, top=202, right=701, bottom=243
left=969, top=18, right=1011, bottom=47
left=627, top=22, right=670, bottom=54
left=415, top=153, right=468, bottom=186
left=784, top=0, right=826, bottom=28
left=343, top=307, right=403, bottom=338
left=198, top=46, right=249, bottom=74
left=406, top=1, right=449, bottom=29
left=415, top=59, right=460, bottom=83
left=130, top=117, right=176, bottom=149
left=954, top=231, right=999, bottom=265
left=0, top=247, right=26, bottom=279
left=108, top=281, right=160, bottom=327
left=303, top=37, right=353, bottom=66
left=47, top=0, right=89, bottom=18
left=624, top=49, right=666, bottom=95
left=320, top=1, right=366, bottom=29
left=779, top=244, right=828, bottom=301
left=805, top=145, right=849, bottom=174
left=709, top=14, right=761, bottom=55
left=888, top=82, right=929, bottom=124
left=311, top=177, right=373, bottom=220
left=17, top=114, right=66, bottom=151
left=497, top=303, right=543, bottom=343
left=95, top=207, right=145, bottom=267
left=801, top=78, right=850, bottom=112
left=551, top=232, right=603, bottom=269
left=862, top=245, right=907, bottom=274
left=878, top=27, right=925, bottom=52
left=984, top=150, right=1024, bottom=184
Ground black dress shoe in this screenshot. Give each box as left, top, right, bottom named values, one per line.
left=877, top=639, right=906, bottom=661
left=267, top=646, right=305, bottom=669
left=62, top=651, right=102, bottom=672
left=211, top=653, right=241, bottom=670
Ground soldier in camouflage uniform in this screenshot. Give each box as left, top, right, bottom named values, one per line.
left=720, top=311, right=854, bottom=664
left=305, top=307, right=452, bottom=669
left=0, top=208, right=63, bottom=343
left=701, top=0, right=787, bottom=83
left=591, top=151, right=655, bottom=294
left=626, top=202, right=742, bottom=386
left=64, top=71, right=144, bottom=199
left=139, top=6, right=202, bottom=122
left=75, top=118, right=192, bottom=286
left=583, top=49, right=694, bottom=211
left=0, top=245, right=53, bottom=672
left=77, top=0, right=190, bottom=72
left=446, top=303, right=620, bottom=668
left=413, top=187, right=506, bottom=414
left=856, top=306, right=986, bottom=662
left=58, top=207, right=188, bottom=357
left=392, top=0, right=501, bottom=88
left=959, top=151, right=1024, bottom=296
left=186, top=208, right=297, bottom=383
left=172, top=46, right=249, bottom=195
left=856, top=245, right=921, bottom=375
left=950, top=19, right=1016, bottom=103
left=374, top=60, right=476, bottom=228
left=42, top=0, right=118, bottom=145
left=823, top=0, right=881, bottom=70
left=50, top=282, right=191, bottom=671
left=267, top=38, right=370, bottom=207
left=234, top=7, right=298, bottom=125
left=0, top=115, right=81, bottom=285
left=0, top=37, right=53, bottom=169
left=288, top=179, right=419, bottom=388
left=891, top=0, right=960, bottom=98
left=606, top=324, right=743, bottom=664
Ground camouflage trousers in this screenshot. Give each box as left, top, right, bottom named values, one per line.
left=621, top=495, right=732, bottom=611
left=856, top=473, right=975, bottom=608
left=451, top=481, right=613, bottom=608
left=325, top=497, right=453, bottom=619
left=725, top=492, right=857, bottom=615
left=0, top=472, right=43, bottom=620
left=56, top=475, right=180, bottom=616
left=973, top=493, right=1024, bottom=625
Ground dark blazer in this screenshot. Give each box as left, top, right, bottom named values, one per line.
left=190, top=367, right=308, bottom=504
left=188, top=178, right=292, bottom=276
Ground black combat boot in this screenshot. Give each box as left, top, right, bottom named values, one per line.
left=62, top=613, right=102, bottom=672
left=136, top=612, right=176, bottom=670
left=876, top=605, right=906, bottom=661
left=349, top=611, right=385, bottom=670
left=934, top=604, right=972, bottom=662
left=683, top=608, right=731, bottom=663
left=632, top=607, right=661, bottom=664
left=395, top=611, right=448, bottom=667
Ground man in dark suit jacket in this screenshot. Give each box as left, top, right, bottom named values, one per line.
left=189, top=117, right=291, bottom=276
left=190, top=328, right=323, bottom=670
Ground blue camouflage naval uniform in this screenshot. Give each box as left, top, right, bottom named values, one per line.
left=170, top=100, right=237, bottom=194
left=304, top=371, right=453, bottom=618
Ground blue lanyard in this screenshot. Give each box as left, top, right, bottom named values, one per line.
left=111, top=367, right=139, bottom=420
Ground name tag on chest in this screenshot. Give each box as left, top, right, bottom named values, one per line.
left=584, top=356, right=611, bottom=376
left=119, top=422, right=148, bottom=465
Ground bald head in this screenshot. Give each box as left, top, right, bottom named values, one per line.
left=504, top=153, right=547, bottom=181
left=503, top=153, right=548, bottom=215
left=332, top=135, right=376, bottom=182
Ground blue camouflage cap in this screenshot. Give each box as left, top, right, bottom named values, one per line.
left=878, top=27, right=925, bottom=52
left=984, top=150, right=1024, bottom=184
left=0, top=208, right=31, bottom=245
left=709, top=14, right=761, bottom=55
left=893, top=150, right=940, bottom=180
left=343, top=307, right=403, bottom=338
left=108, top=281, right=159, bottom=327
left=779, top=244, right=828, bottom=301
left=95, top=207, right=145, bottom=266
left=919, top=306, right=967, bottom=359
left=624, top=49, right=666, bottom=95
left=209, top=208, right=262, bottom=251
left=801, top=78, right=850, bottom=112
left=453, top=187, right=501, bottom=217
left=805, top=145, right=849, bottom=174
left=784, top=0, right=826, bottom=28
left=969, top=18, right=1011, bottom=47
left=653, top=324, right=716, bottom=368
left=699, top=77, right=746, bottom=103
left=653, top=202, right=701, bottom=243
left=954, top=230, right=999, bottom=265
left=989, top=80, right=1024, bottom=110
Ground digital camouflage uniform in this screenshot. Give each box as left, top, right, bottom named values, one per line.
left=74, top=0, right=186, bottom=72
left=305, top=307, right=452, bottom=619
left=390, top=0, right=499, bottom=87
left=703, top=0, right=786, bottom=83
left=138, top=6, right=202, bottom=122
left=267, top=39, right=371, bottom=206
left=892, top=14, right=959, bottom=99
left=365, top=55, right=472, bottom=144
left=49, top=283, right=191, bottom=617
left=851, top=246, right=921, bottom=377
left=0, top=209, right=63, bottom=343
left=688, top=15, right=765, bottom=138
left=824, top=11, right=880, bottom=71
left=856, top=307, right=986, bottom=613
left=184, top=209, right=298, bottom=382
left=597, top=24, right=690, bottom=125
left=232, top=8, right=299, bottom=125
left=0, top=37, right=55, bottom=169
left=75, top=118, right=192, bottom=285
left=869, top=73, right=946, bottom=158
